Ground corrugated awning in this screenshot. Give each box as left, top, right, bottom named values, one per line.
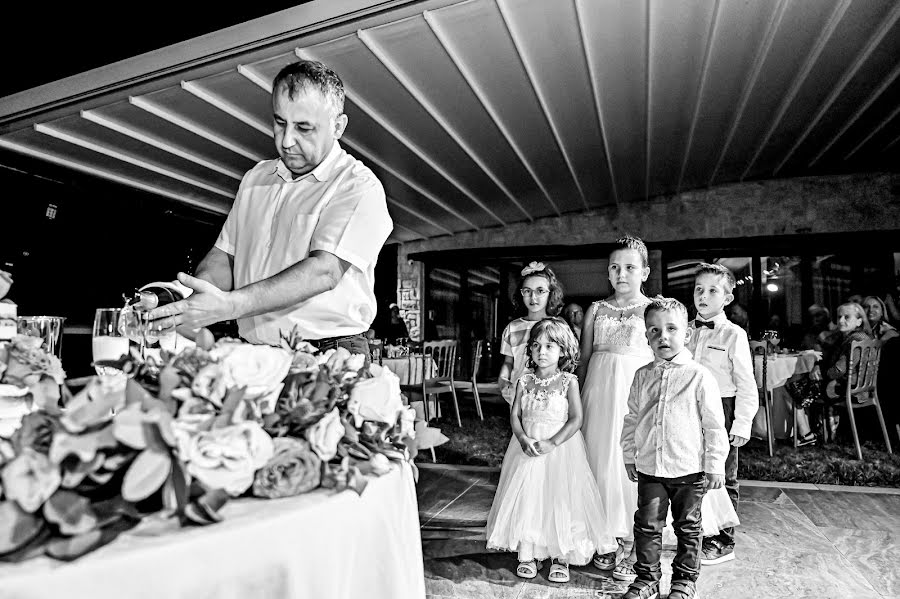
left=1, top=0, right=899, bottom=244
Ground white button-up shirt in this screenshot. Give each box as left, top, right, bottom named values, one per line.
left=621, top=349, right=728, bottom=477
left=215, top=142, right=392, bottom=345
left=686, top=312, right=758, bottom=440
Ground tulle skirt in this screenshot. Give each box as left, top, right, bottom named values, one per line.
left=581, top=350, right=651, bottom=539
left=486, top=420, right=618, bottom=565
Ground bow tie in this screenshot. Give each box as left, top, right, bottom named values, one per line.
left=693, top=319, right=715, bottom=330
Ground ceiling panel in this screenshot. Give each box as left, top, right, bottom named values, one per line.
left=0, top=0, right=897, bottom=236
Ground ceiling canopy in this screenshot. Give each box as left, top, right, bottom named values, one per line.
left=1, top=0, right=898, bottom=244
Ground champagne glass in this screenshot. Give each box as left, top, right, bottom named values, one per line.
left=92, top=308, right=129, bottom=377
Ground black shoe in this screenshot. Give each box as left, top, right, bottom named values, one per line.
left=669, top=580, right=697, bottom=599
left=701, top=538, right=735, bottom=565
left=622, top=579, right=659, bottom=599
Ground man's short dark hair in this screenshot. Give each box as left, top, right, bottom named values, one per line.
left=272, top=60, right=345, bottom=116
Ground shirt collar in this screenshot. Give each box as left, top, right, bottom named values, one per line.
left=696, top=312, right=728, bottom=325
left=653, top=348, right=693, bottom=368
left=274, top=141, right=341, bottom=183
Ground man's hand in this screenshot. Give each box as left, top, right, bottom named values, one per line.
left=730, top=434, right=749, bottom=447
left=624, top=463, right=638, bottom=483
left=147, top=273, right=235, bottom=332
left=706, top=473, right=725, bottom=489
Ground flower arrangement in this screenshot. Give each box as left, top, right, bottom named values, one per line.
left=0, top=335, right=66, bottom=437
left=0, top=328, right=417, bottom=562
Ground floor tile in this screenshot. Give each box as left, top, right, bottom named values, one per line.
left=730, top=501, right=835, bottom=557
left=426, top=484, right=496, bottom=528
left=738, top=485, right=790, bottom=504
left=820, top=526, right=900, bottom=597
left=425, top=553, right=524, bottom=599
left=783, top=488, right=900, bottom=530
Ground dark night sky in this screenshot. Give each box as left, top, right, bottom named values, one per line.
left=0, top=2, right=312, bottom=99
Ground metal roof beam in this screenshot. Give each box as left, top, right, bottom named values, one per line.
left=81, top=109, right=244, bottom=180
left=740, top=0, right=852, bottom=181
left=496, top=0, right=588, bottom=210
left=181, top=80, right=273, bottom=138
left=0, top=137, right=227, bottom=214
left=34, top=124, right=235, bottom=198
left=129, top=96, right=265, bottom=162
left=385, top=195, right=455, bottom=237
left=844, top=103, right=900, bottom=160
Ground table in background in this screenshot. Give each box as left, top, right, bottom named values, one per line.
left=0, top=464, right=425, bottom=599
left=751, top=351, right=818, bottom=440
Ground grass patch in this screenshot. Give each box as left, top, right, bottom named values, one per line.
left=420, top=399, right=900, bottom=487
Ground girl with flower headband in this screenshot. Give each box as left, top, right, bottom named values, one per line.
left=498, top=262, right=564, bottom=405
left=576, top=234, right=654, bottom=581
left=487, top=317, right=617, bottom=583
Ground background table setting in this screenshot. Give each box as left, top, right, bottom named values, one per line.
left=751, top=349, right=820, bottom=440
left=0, top=286, right=427, bottom=598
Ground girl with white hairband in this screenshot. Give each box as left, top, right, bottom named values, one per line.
left=498, top=261, right=564, bottom=405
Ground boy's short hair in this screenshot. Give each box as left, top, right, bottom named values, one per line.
left=644, top=296, right=689, bottom=326
left=694, top=263, right=736, bottom=293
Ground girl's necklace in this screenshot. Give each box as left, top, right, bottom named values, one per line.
left=601, top=297, right=650, bottom=321
left=533, top=371, right=562, bottom=387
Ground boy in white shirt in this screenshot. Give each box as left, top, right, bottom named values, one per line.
left=688, top=263, right=758, bottom=565
left=621, top=297, right=728, bottom=599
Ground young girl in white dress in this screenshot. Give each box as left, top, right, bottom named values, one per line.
left=578, top=235, right=654, bottom=580
left=498, top=262, right=564, bottom=404
left=487, top=318, right=618, bottom=584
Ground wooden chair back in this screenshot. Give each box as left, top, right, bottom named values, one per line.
left=749, top=339, right=774, bottom=456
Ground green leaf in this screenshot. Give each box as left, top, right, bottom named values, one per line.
left=43, top=490, right=98, bottom=536
left=45, top=529, right=104, bottom=561
left=121, top=448, right=172, bottom=502
left=112, top=405, right=151, bottom=449
left=49, top=426, right=118, bottom=465
left=0, top=501, right=44, bottom=555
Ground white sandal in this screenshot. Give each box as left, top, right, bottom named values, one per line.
left=613, top=560, right=637, bottom=582
left=549, top=559, right=570, bottom=583
left=516, top=559, right=541, bottom=579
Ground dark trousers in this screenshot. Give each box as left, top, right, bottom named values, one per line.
left=713, top=396, right=739, bottom=547
left=634, top=472, right=706, bottom=584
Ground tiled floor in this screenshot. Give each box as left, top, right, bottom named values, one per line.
left=418, top=464, right=900, bottom=599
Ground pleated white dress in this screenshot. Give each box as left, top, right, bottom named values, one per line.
left=486, top=372, right=618, bottom=565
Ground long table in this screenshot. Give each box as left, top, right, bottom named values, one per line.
left=0, top=463, right=425, bottom=599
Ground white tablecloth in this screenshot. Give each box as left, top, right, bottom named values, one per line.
left=382, top=357, right=436, bottom=385
left=751, top=352, right=818, bottom=440
left=0, top=463, right=425, bottom=599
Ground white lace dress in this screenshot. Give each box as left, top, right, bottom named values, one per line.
left=581, top=305, right=654, bottom=539
left=486, top=372, right=618, bottom=565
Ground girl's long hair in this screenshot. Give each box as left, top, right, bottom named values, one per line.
left=525, top=317, right=579, bottom=373
left=512, top=263, right=564, bottom=316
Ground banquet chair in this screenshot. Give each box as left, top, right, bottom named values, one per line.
left=749, top=340, right=775, bottom=457
left=401, top=340, right=461, bottom=426
left=831, top=339, right=893, bottom=460
left=444, top=339, right=501, bottom=421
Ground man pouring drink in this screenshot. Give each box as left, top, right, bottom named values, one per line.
left=146, top=60, right=393, bottom=359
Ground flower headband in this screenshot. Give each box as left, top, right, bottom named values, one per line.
left=521, top=261, right=547, bottom=276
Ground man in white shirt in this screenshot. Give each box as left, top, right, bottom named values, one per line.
left=148, top=61, right=392, bottom=355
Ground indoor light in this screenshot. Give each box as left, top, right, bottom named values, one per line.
left=766, top=283, right=779, bottom=293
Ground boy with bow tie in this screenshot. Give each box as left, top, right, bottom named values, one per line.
left=687, top=263, right=757, bottom=566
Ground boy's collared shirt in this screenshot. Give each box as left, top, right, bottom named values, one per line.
left=621, top=349, right=728, bottom=477
left=687, top=312, right=757, bottom=440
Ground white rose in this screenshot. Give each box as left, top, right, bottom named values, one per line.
left=213, top=344, right=292, bottom=400
left=191, top=364, right=229, bottom=407
left=351, top=365, right=403, bottom=425
left=344, top=353, right=366, bottom=373
left=185, top=422, right=274, bottom=496
left=304, top=408, right=344, bottom=461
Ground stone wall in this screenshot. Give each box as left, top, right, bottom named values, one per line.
left=396, top=172, right=900, bottom=339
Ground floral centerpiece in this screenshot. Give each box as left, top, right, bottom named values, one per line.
left=0, top=328, right=418, bottom=562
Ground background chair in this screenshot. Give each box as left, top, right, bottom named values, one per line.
left=368, top=339, right=383, bottom=365
left=749, top=340, right=775, bottom=457
left=401, top=340, right=461, bottom=426
left=444, top=339, right=502, bottom=421
left=831, top=339, right=893, bottom=460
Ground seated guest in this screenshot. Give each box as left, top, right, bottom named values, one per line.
left=383, top=303, right=410, bottom=344
left=810, top=302, right=873, bottom=438
left=725, top=302, right=749, bottom=333
left=863, top=296, right=898, bottom=342
left=801, top=304, right=838, bottom=352
left=562, top=302, right=584, bottom=342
